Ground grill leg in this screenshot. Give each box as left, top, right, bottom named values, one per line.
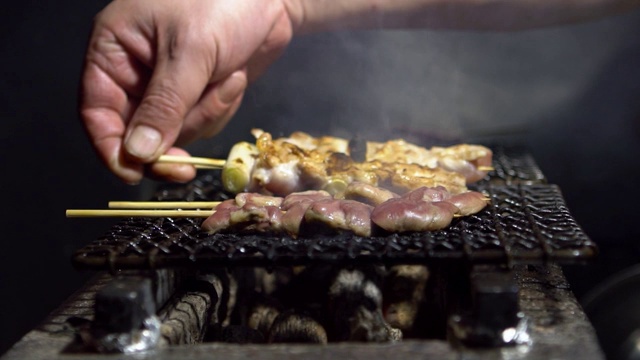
left=448, top=265, right=529, bottom=347
left=84, top=276, right=161, bottom=353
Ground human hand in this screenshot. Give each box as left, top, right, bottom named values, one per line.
left=80, top=0, right=294, bottom=183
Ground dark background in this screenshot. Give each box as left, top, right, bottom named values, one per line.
left=1, top=1, right=639, bottom=355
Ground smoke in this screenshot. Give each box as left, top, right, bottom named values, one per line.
left=212, top=24, right=617, bottom=147
left=190, top=11, right=640, bottom=259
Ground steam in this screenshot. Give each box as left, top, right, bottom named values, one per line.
left=232, top=28, right=579, bottom=147
left=193, top=17, right=633, bottom=155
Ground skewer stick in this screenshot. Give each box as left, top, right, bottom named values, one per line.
left=478, top=166, right=494, bottom=171
left=108, top=201, right=221, bottom=209
left=156, top=155, right=225, bottom=169
left=66, top=209, right=214, bottom=218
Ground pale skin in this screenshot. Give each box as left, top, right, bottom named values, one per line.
left=80, top=0, right=639, bottom=184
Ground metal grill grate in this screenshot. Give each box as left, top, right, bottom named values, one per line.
left=72, top=146, right=594, bottom=271
left=486, top=145, right=546, bottom=185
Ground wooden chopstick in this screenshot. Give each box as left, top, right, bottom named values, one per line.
left=66, top=209, right=214, bottom=218
left=477, top=166, right=494, bottom=171
left=156, top=155, right=226, bottom=169
left=108, top=201, right=221, bottom=209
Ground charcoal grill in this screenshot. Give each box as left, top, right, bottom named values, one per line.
left=1, top=145, right=605, bottom=359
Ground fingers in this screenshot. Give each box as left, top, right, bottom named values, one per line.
left=81, top=60, right=145, bottom=184
left=123, top=29, right=212, bottom=163
left=81, top=0, right=294, bottom=184
left=143, top=70, right=247, bottom=181
left=177, top=70, right=248, bottom=145
left=147, top=147, right=197, bottom=183
left=82, top=22, right=244, bottom=183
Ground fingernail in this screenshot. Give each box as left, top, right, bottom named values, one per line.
left=217, top=72, right=246, bottom=104
left=126, top=125, right=162, bottom=159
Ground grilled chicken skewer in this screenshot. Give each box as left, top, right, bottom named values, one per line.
left=224, top=129, right=493, bottom=196
left=157, top=153, right=493, bottom=174
left=67, top=183, right=489, bottom=236
left=156, top=129, right=493, bottom=196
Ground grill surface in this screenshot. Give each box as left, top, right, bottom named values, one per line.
left=72, top=146, right=595, bottom=271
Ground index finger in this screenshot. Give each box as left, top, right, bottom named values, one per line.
left=121, top=28, right=215, bottom=163
left=80, top=60, right=144, bottom=183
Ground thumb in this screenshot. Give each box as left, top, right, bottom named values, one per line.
left=124, top=46, right=210, bottom=162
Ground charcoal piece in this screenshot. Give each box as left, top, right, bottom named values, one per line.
left=268, top=311, right=327, bottom=344
left=247, top=294, right=282, bottom=336
left=383, top=265, right=430, bottom=334
left=328, top=268, right=402, bottom=342
left=200, top=269, right=237, bottom=326
left=204, top=324, right=265, bottom=344
left=221, top=325, right=265, bottom=344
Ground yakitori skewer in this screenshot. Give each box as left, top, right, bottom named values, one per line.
left=108, top=201, right=221, bottom=209
left=159, top=132, right=496, bottom=196
left=157, top=154, right=494, bottom=172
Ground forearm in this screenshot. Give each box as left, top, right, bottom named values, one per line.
left=284, top=0, right=640, bottom=33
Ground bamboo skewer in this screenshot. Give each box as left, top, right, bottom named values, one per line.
left=157, top=155, right=225, bottom=169
left=108, top=201, right=221, bottom=209
left=66, top=209, right=214, bottom=218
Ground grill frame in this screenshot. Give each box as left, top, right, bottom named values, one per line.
left=1, top=264, right=605, bottom=360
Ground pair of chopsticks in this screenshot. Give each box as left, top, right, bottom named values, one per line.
left=66, top=200, right=221, bottom=218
